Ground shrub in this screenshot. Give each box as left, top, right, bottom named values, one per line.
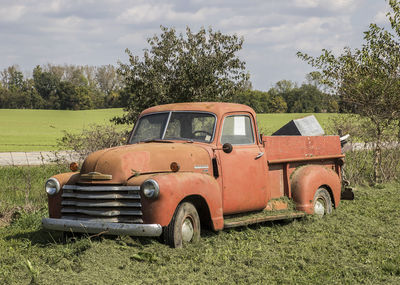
left=328, top=115, right=400, bottom=185
left=57, top=124, right=129, bottom=161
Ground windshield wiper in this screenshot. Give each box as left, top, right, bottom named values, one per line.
left=143, top=139, right=174, bottom=143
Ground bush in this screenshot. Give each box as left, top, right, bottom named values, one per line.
left=328, top=115, right=400, bottom=185
left=343, top=148, right=400, bottom=185
left=57, top=124, right=129, bottom=161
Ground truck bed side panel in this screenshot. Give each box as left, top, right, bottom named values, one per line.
left=263, top=136, right=342, bottom=199
left=263, top=136, right=342, bottom=161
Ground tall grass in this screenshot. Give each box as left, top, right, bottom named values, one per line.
left=0, top=165, right=68, bottom=225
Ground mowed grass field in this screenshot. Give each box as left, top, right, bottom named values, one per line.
left=0, top=108, right=336, bottom=152
left=0, top=165, right=399, bottom=284
left=0, top=109, right=128, bottom=152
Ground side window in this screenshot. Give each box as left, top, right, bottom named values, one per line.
left=221, top=115, right=255, bottom=145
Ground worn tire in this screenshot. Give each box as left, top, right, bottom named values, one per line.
left=313, top=188, right=333, bottom=217
left=164, top=202, right=201, bottom=248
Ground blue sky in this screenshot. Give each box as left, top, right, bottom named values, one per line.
left=0, top=0, right=391, bottom=90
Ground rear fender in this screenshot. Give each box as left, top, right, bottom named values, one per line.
left=290, top=165, right=341, bottom=214
left=137, top=172, right=223, bottom=230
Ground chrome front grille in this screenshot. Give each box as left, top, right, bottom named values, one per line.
left=61, top=185, right=143, bottom=223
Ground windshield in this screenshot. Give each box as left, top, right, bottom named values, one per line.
left=130, top=112, right=216, bottom=144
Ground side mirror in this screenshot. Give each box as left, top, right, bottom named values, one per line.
left=222, top=143, right=233, bottom=153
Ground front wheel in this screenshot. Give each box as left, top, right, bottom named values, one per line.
left=313, top=188, right=333, bottom=217
left=164, top=202, right=201, bottom=248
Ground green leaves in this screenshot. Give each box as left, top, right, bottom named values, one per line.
left=115, top=26, right=249, bottom=124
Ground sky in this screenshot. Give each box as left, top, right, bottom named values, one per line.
left=0, top=0, right=392, bottom=91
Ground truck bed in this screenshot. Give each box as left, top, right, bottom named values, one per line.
left=262, top=136, right=343, bottom=199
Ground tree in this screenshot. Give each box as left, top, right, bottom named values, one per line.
left=297, top=0, right=400, bottom=182
left=0, top=65, right=45, bottom=109
left=269, top=95, right=287, bottom=113
left=1, top=65, right=24, bottom=92
left=268, top=80, right=332, bottom=113
left=57, top=82, right=94, bottom=110
left=233, top=89, right=287, bottom=113
left=115, top=26, right=249, bottom=124
left=33, top=66, right=61, bottom=109
left=96, top=65, right=121, bottom=96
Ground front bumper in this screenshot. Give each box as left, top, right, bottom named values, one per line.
left=42, top=218, right=162, bottom=237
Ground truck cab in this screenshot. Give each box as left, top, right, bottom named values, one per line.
left=42, top=103, right=344, bottom=247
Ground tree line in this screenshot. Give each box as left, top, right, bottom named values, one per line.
left=0, top=64, right=123, bottom=110
left=0, top=62, right=339, bottom=114
left=234, top=80, right=338, bottom=114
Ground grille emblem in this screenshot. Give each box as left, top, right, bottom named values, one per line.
left=80, top=172, right=112, bottom=180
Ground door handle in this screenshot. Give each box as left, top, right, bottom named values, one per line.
left=255, top=152, right=264, bottom=159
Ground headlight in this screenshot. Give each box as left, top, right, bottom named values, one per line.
left=140, top=179, right=160, bottom=199
left=45, top=178, right=61, bottom=195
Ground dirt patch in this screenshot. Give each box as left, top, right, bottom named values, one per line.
left=0, top=204, right=37, bottom=227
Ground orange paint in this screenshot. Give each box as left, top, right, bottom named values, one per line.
left=46, top=102, right=344, bottom=234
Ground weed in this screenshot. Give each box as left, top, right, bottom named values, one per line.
left=25, top=259, right=39, bottom=284
left=0, top=165, right=68, bottom=227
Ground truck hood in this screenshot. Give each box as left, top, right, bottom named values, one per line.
left=79, top=143, right=212, bottom=184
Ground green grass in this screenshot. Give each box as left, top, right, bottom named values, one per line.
left=0, top=109, right=128, bottom=152
left=0, top=165, right=68, bottom=215
left=1, top=165, right=400, bottom=284
left=0, top=109, right=336, bottom=152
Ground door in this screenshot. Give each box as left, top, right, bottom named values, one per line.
left=216, top=114, right=268, bottom=215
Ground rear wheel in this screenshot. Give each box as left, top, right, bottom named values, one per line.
left=313, top=188, right=332, bottom=217
left=164, top=202, right=201, bottom=248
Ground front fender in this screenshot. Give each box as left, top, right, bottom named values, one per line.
left=136, top=172, right=223, bottom=230
left=48, top=172, right=80, bottom=218
left=290, top=165, right=341, bottom=214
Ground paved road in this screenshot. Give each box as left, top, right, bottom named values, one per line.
left=0, top=151, right=80, bottom=166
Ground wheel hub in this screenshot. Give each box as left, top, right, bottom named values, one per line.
left=181, top=217, right=194, bottom=242
left=314, top=199, right=325, bottom=216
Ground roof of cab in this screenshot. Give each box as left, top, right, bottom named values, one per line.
left=140, top=102, right=255, bottom=118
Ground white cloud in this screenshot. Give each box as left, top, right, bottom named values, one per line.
left=293, top=0, right=358, bottom=11
left=117, top=4, right=223, bottom=24
left=233, top=15, right=350, bottom=51
left=34, top=0, right=64, bottom=13
left=167, top=7, right=223, bottom=22
left=117, top=4, right=170, bottom=24
left=0, top=5, right=26, bottom=22
left=38, top=16, right=84, bottom=34
left=373, top=9, right=389, bottom=25
left=117, top=32, right=148, bottom=46
left=329, top=0, right=358, bottom=10
left=293, top=0, right=319, bottom=8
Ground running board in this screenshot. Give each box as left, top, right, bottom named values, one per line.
left=223, top=211, right=306, bottom=229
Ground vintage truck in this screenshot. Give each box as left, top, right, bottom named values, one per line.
left=42, top=102, right=345, bottom=247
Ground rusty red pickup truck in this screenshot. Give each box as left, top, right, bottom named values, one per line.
left=42, top=102, right=345, bottom=247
